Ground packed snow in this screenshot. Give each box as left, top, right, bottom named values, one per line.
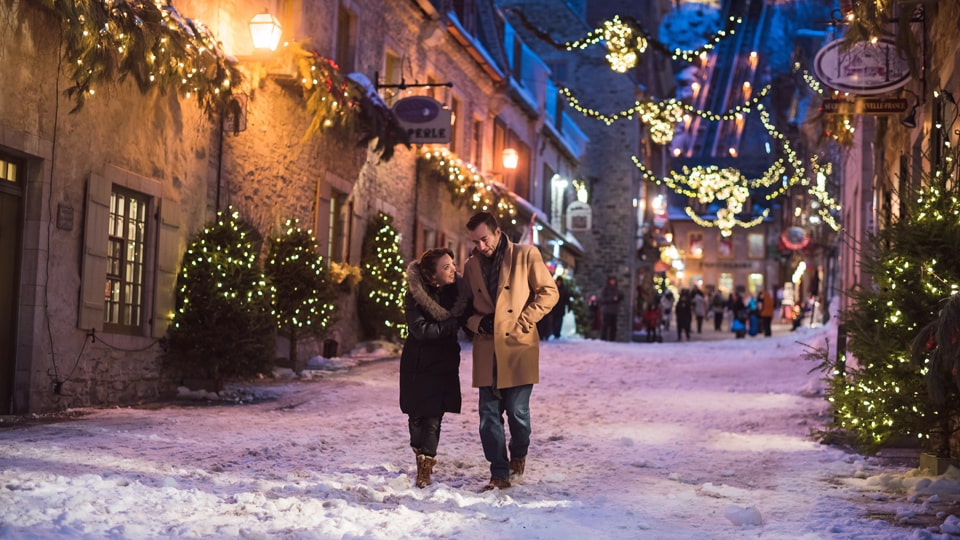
left=3, top=318, right=960, bottom=539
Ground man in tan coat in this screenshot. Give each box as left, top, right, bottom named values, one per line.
left=462, top=211, right=558, bottom=491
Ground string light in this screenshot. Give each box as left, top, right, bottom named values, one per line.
left=562, top=14, right=744, bottom=65
left=560, top=84, right=771, bottom=129
left=419, top=147, right=519, bottom=225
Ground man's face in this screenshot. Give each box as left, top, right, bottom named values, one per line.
left=469, top=223, right=501, bottom=258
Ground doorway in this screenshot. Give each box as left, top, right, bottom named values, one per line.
left=0, top=154, right=23, bottom=414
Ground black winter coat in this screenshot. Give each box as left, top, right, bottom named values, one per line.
left=399, top=263, right=468, bottom=417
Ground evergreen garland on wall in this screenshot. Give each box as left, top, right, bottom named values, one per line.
left=357, top=212, right=406, bottom=341
left=163, top=208, right=276, bottom=389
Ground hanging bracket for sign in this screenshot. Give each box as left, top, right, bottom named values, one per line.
left=374, top=72, right=453, bottom=91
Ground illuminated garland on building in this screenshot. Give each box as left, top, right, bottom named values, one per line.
left=37, top=0, right=242, bottom=115
left=602, top=16, right=647, bottom=72
left=503, top=7, right=743, bottom=65
left=419, top=147, right=519, bottom=225
left=631, top=157, right=772, bottom=236
left=808, top=157, right=842, bottom=231
left=36, top=1, right=408, bottom=160
left=560, top=84, right=771, bottom=128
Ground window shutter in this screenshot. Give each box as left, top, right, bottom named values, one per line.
left=78, top=174, right=110, bottom=331
left=153, top=198, right=180, bottom=338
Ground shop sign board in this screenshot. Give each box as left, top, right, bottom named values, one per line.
left=813, top=37, right=911, bottom=95
left=392, top=96, right=452, bottom=144
left=566, top=201, right=592, bottom=231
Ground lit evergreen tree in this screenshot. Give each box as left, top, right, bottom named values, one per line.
left=830, top=142, right=960, bottom=455
left=265, top=220, right=337, bottom=371
left=358, top=212, right=406, bottom=340
left=163, top=208, right=275, bottom=390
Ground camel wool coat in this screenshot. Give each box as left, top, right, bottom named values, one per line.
left=463, top=238, right=558, bottom=389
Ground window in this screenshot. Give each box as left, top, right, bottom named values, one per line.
left=747, top=233, right=764, bottom=259
left=335, top=3, right=357, bottom=73
left=546, top=60, right=568, bottom=85
left=449, top=95, right=461, bottom=154
left=688, top=233, right=703, bottom=258
left=542, top=164, right=555, bottom=215
left=718, top=236, right=733, bottom=258
left=472, top=119, right=483, bottom=166
left=383, top=49, right=402, bottom=105
left=718, top=273, right=733, bottom=294
left=423, top=228, right=436, bottom=250
left=0, top=157, right=17, bottom=183
left=328, top=189, right=348, bottom=262
left=748, top=273, right=764, bottom=296
left=492, top=117, right=506, bottom=173
left=451, top=0, right=477, bottom=35
left=104, top=188, right=148, bottom=332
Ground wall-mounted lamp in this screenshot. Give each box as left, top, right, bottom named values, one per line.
left=250, top=10, right=282, bottom=51
left=901, top=89, right=920, bottom=129
left=502, top=148, right=519, bottom=170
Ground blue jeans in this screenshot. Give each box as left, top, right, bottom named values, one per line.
left=478, top=384, right=533, bottom=480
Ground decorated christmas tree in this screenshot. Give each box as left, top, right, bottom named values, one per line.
left=163, top=208, right=275, bottom=389
left=265, top=220, right=337, bottom=371
left=358, top=212, right=406, bottom=341
left=831, top=141, right=960, bottom=455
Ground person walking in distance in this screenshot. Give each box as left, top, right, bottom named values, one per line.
left=399, top=248, right=469, bottom=488
left=692, top=287, right=707, bottom=334
left=710, top=289, right=726, bottom=331
left=462, top=212, right=558, bottom=491
left=675, top=289, right=693, bottom=341
left=759, top=288, right=776, bottom=337
left=599, top=276, right=624, bottom=341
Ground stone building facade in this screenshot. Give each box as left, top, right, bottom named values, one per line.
left=0, top=0, right=585, bottom=414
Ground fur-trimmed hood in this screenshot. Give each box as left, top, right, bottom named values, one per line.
left=405, top=261, right=469, bottom=321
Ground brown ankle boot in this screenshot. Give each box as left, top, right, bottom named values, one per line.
left=509, top=456, right=525, bottom=480
left=416, top=454, right=436, bottom=488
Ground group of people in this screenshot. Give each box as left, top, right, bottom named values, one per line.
left=639, top=286, right=779, bottom=341
left=723, top=288, right=777, bottom=338
left=399, top=211, right=558, bottom=492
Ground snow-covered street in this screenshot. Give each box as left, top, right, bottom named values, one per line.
left=2, top=322, right=960, bottom=539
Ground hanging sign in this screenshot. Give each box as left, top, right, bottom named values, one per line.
left=392, top=96, right=452, bottom=144
left=780, top=226, right=809, bottom=250
left=813, top=37, right=911, bottom=95
left=822, top=98, right=908, bottom=115
left=566, top=201, right=592, bottom=231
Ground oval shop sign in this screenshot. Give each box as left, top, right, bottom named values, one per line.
left=392, top=96, right=452, bottom=144
left=814, top=37, right=911, bottom=96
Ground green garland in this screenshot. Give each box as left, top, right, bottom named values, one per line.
left=33, top=0, right=409, bottom=161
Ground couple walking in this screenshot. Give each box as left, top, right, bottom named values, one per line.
left=399, top=211, right=559, bottom=491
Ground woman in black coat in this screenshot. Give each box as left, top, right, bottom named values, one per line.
left=400, top=248, right=468, bottom=488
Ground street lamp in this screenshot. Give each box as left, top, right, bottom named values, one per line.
left=249, top=10, right=282, bottom=51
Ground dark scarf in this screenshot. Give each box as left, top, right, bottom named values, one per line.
left=478, top=233, right=507, bottom=305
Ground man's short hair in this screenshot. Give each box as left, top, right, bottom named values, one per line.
left=466, top=211, right=499, bottom=232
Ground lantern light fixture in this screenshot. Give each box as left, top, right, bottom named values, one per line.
left=502, top=148, right=519, bottom=170
left=249, top=10, right=282, bottom=51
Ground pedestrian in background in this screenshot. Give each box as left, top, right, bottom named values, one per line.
left=710, top=289, right=726, bottom=331
left=550, top=276, right=569, bottom=339
left=599, top=276, right=623, bottom=341
left=692, top=288, right=707, bottom=334
left=759, top=289, right=775, bottom=337
left=660, top=289, right=675, bottom=332
left=399, top=248, right=468, bottom=489
left=675, top=289, right=693, bottom=341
